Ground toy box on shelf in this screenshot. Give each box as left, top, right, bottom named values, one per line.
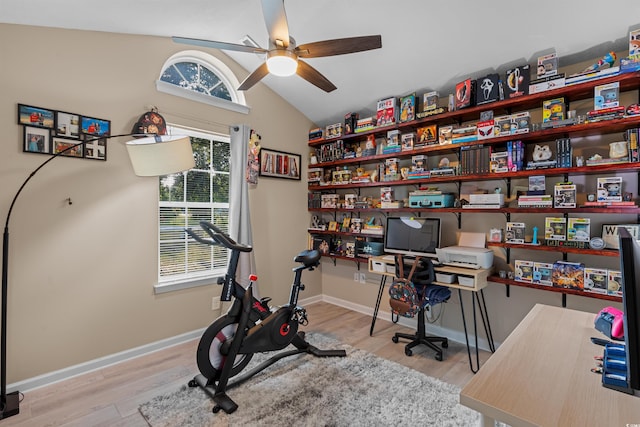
left=514, top=260, right=534, bottom=282
left=608, top=270, right=623, bottom=297
left=455, top=78, right=475, bottom=110
left=506, top=222, right=526, bottom=243
left=344, top=112, right=358, bottom=135
left=545, top=217, right=567, bottom=243
left=416, top=125, right=437, bottom=146
left=376, top=97, right=397, bottom=127
left=422, top=91, right=439, bottom=112
left=325, top=123, right=343, bottom=139
left=542, top=97, right=567, bottom=122
left=399, top=93, right=416, bottom=123
left=552, top=260, right=585, bottom=290
left=554, top=183, right=576, bottom=208
left=438, top=125, right=453, bottom=145
left=597, top=177, right=623, bottom=203
left=584, top=268, right=608, bottom=295
left=475, top=73, right=501, bottom=105
left=594, top=82, right=619, bottom=110
left=533, top=262, right=553, bottom=286
left=566, top=218, right=590, bottom=248
left=505, top=64, right=530, bottom=98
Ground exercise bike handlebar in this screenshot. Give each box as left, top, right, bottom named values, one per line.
left=185, top=221, right=252, bottom=253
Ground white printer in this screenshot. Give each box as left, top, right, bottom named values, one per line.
left=435, top=246, right=494, bottom=269
left=435, top=231, right=494, bottom=269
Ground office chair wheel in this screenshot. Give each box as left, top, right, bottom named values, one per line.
left=405, top=347, right=413, bottom=356
left=435, top=352, right=443, bottom=361
left=392, top=336, right=399, bottom=344
left=188, top=379, right=198, bottom=387
left=213, top=405, right=222, bottom=413
left=442, top=340, right=449, bottom=348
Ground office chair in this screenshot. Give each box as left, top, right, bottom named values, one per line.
left=389, top=255, right=451, bottom=361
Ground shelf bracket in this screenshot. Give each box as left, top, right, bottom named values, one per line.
left=505, top=284, right=510, bottom=298
left=562, top=293, right=567, bottom=308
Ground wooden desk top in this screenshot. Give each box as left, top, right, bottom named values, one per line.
left=460, top=304, right=640, bottom=427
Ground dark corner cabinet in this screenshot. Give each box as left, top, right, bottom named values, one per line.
left=307, top=70, right=640, bottom=304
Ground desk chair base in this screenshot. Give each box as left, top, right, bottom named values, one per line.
left=392, top=308, right=448, bottom=361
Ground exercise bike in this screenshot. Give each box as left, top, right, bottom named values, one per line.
left=185, top=221, right=346, bottom=414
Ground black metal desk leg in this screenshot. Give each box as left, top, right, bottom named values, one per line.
left=370, top=275, right=387, bottom=336
left=476, top=289, right=496, bottom=353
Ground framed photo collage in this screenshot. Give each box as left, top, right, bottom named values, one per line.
left=18, top=103, right=111, bottom=161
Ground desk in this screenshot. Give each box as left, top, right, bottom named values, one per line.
left=460, top=304, right=640, bottom=427
left=368, top=256, right=495, bottom=372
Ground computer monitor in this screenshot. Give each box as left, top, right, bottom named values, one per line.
left=384, top=217, right=441, bottom=258
left=617, top=227, right=640, bottom=391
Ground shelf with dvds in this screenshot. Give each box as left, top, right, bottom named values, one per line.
left=307, top=66, right=640, bottom=303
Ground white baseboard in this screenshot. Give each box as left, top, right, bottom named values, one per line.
left=11, top=328, right=205, bottom=394
left=12, top=293, right=496, bottom=393
left=310, top=294, right=498, bottom=352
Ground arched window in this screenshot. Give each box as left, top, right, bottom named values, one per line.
left=156, top=50, right=249, bottom=114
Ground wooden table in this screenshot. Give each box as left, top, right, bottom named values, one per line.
left=460, top=304, right=640, bottom=426
left=368, top=255, right=495, bottom=372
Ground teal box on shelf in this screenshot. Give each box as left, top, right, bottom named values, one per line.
left=409, top=193, right=455, bottom=208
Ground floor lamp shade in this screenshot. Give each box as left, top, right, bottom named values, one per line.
left=126, top=135, right=195, bottom=176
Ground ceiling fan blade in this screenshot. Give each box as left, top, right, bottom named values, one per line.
left=172, top=36, right=267, bottom=54
left=297, top=60, right=337, bottom=93
left=296, top=35, right=382, bottom=58
left=261, top=0, right=290, bottom=48
left=238, top=62, right=270, bottom=91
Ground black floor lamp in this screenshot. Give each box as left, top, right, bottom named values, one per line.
left=1, top=132, right=195, bottom=419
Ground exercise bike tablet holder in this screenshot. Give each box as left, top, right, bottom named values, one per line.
left=185, top=221, right=346, bottom=414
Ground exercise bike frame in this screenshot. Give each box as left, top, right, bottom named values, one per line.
left=185, top=221, right=346, bottom=414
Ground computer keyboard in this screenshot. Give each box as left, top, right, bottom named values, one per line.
left=442, top=261, right=481, bottom=269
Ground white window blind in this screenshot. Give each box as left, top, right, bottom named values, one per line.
left=158, top=127, right=230, bottom=284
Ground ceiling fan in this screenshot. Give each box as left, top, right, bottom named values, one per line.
left=172, top=0, right=382, bottom=92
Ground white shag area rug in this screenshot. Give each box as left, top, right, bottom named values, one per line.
left=139, top=332, right=480, bottom=426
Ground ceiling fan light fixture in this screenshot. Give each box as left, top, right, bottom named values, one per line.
left=266, top=50, right=298, bottom=77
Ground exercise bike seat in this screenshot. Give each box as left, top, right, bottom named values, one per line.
left=294, top=249, right=321, bottom=267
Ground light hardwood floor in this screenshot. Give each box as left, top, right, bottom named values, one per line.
left=3, top=302, right=490, bottom=426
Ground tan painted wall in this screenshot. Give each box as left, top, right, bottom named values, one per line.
left=0, top=23, right=315, bottom=383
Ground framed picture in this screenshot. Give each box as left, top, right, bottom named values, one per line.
left=84, top=136, right=107, bottom=161
left=18, top=104, right=55, bottom=129
left=80, top=115, right=111, bottom=137
left=55, top=111, right=80, bottom=139
left=52, top=137, right=83, bottom=158
left=23, top=126, right=51, bottom=154
left=259, top=148, right=301, bottom=180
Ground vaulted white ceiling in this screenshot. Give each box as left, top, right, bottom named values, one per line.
left=2, top=0, right=640, bottom=126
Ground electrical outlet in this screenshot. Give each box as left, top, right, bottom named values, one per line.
left=353, top=272, right=359, bottom=282
left=211, top=296, right=221, bottom=310
left=359, top=273, right=366, bottom=283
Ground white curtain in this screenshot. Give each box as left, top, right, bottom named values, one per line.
left=229, top=124, right=259, bottom=297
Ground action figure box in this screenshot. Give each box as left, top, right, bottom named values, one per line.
left=399, top=94, right=416, bottom=123
left=608, top=270, right=623, bottom=297
left=376, top=97, right=397, bottom=127
left=554, top=183, right=576, bottom=208
left=416, top=125, right=437, bottom=145
left=505, top=64, right=530, bottom=98
left=475, top=73, right=501, bottom=105
left=422, top=91, right=439, bottom=111
left=545, top=217, right=566, bottom=241
left=438, top=125, right=453, bottom=145
left=597, top=177, right=623, bottom=202
left=476, top=120, right=495, bottom=140
left=411, top=155, right=427, bottom=172
left=567, top=218, right=590, bottom=242
left=533, top=262, right=553, bottom=286
left=344, top=112, right=358, bottom=135
left=514, top=260, right=534, bottom=282
left=584, top=267, right=608, bottom=295
left=401, top=133, right=415, bottom=151
left=542, top=97, right=566, bottom=122
left=594, top=82, right=620, bottom=110
left=325, top=123, right=343, bottom=139
left=455, top=78, right=475, bottom=110
left=494, top=115, right=512, bottom=136
left=552, top=260, right=585, bottom=290
left=505, top=222, right=526, bottom=243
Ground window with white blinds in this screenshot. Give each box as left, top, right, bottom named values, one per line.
left=158, top=126, right=230, bottom=284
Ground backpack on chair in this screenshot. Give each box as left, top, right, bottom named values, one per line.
left=388, top=255, right=425, bottom=319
